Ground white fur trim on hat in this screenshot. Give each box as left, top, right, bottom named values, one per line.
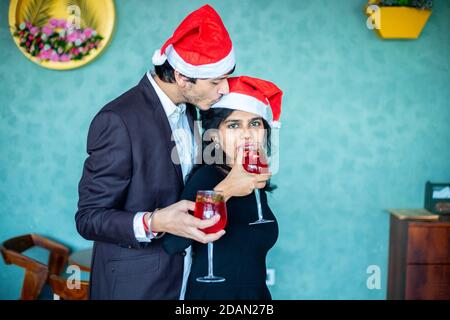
left=271, top=120, right=281, bottom=128
left=152, top=49, right=167, bottom=66
left=211, top=92, right=270, bottom=121
left=165, top=44, right=235, bottom=78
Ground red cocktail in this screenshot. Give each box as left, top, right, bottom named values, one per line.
left=194, top=192, right=227, bottom=234
left=242, top=145, right=274, bottom=225
left=194, top=190, right=227, bottom=283
left=242, top=145, right=269, bottom=174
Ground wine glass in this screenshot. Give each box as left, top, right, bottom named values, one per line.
left=242, top=144, right=274, bottom=225
left=194, top=190, right=227, bottom=283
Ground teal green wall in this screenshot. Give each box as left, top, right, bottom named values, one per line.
left=1, top=0, right=449, bottom=299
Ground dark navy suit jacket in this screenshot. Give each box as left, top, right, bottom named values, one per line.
left=76, top=75, right=197, bottom=299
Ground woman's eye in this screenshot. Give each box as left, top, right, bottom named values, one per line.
left=228, top=123, right=239, bottom=129
left=250, top=121, right=262, bottom=127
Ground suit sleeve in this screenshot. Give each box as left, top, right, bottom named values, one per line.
left=75, top=110, right=140, bottom=248
left=162, top=181, right=196, bottom=254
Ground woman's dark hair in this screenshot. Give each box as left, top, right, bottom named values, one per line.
left=188, top=107, right=277, bottom=193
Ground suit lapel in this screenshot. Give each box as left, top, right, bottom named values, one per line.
left=138, top=75, right=183, bottom=186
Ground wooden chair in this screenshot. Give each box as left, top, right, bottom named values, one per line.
left=49, top=274, right=89, bottom=300
left=0, top=234, right=70, bottom=300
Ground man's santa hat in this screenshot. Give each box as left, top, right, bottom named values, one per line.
left=211, top=76, right=283, bottom=128
left=152, top=5, right=235, bottom=79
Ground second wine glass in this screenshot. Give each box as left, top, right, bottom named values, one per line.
left=242, top=144, right=274, bottom=225
left=194, top=190, right=227, bottom=283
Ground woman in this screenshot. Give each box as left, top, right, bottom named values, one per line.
left=163, top=76, right=283, bottom=300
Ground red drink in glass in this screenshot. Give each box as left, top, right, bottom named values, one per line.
left=242, top=145, right=269, bottom=174
left=194, top=190, right=227, bottom=283
left=194, top=191, right=227, bottom=234
left=242, top=145, right=274, bottom=225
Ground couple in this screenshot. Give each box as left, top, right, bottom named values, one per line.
left=75, top=5, right=283, bottom=300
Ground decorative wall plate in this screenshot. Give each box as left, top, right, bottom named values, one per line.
left=9, top=0, right=115, bottom=70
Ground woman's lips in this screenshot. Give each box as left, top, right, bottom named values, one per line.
left=239, top=142, right=258, bottom=149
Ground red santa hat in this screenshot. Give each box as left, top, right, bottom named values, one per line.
left=211, top=76, right=283, bottom=128
left=152, top=5, right=235, bottom=79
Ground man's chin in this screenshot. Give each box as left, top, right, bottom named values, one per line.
left=194, top=104, right=208, bottom=111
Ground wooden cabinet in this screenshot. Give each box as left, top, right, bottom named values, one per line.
left=387, top=209, right=450, bottom=300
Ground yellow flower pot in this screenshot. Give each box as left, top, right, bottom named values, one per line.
left=366, top=6, right=432, bottom=39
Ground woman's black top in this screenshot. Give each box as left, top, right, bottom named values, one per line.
left=163, top=165, right=278, bottom=300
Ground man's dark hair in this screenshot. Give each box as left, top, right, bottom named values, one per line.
left=154, top=61, right=235, bottom=84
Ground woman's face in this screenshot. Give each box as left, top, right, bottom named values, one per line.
left=216, top=110, right=267, bottom=166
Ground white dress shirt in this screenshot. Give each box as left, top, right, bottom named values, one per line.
left=132, top=71, right=195, bottom=300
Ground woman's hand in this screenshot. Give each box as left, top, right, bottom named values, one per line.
left=214, top=146, right=271, bottom=201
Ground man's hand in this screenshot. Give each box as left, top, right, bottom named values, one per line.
left=150, top=200, right=225, bottom=243
left=214, top=146, right=272, bottom=201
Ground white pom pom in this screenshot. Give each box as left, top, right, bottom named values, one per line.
left=152, top=49, right=167, bottom=66
left=271, top=121, right=281, bottom=128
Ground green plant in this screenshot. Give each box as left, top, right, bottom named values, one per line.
left=20, top=0, right=54, bottom=28
left=379, top=0, right=433, bottom=9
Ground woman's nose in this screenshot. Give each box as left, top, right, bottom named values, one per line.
left=240, top=127, right=252, bottom=140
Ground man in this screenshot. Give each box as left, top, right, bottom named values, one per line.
left=75, top=5, right=270, bottom=300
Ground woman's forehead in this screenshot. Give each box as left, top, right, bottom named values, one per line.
left=225, top=110, right=262, bottom=121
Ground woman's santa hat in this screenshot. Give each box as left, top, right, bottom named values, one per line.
left=211, top=76, right=283, bottom=128
left=152, top=5, right=235, bottom=79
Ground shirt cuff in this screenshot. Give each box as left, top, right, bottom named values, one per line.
left=133, top=212, right=156, bottom=242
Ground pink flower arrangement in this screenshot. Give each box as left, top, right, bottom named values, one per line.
left=15, top=19, right=103, bottom=62
left=42, top=25, right=53, bottom=36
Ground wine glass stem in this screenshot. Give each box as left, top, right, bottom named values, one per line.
left=255, top=188, right=263, bottom=220
left=207, top=242, right=214, bottom=277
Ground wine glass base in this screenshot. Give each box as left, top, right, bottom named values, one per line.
left=196, top=275, right=226, bottom=283
left=249, top=219, right=274, bottom=225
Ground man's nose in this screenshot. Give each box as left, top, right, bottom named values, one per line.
left=217, top=79, right=229, bottom=95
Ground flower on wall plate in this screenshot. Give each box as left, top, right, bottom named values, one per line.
left=9, top=0, right=116, bottom=70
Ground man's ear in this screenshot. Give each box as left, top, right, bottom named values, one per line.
left=174, top=70, right=188, bottom=88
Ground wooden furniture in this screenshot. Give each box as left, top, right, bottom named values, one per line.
left=0, top=234, right=69, bottom=300
left=49, top=274, right=89, bottom=300
left=69, top=248, right=92, bottom=272
left=387, top=209, right=450, bottom=300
